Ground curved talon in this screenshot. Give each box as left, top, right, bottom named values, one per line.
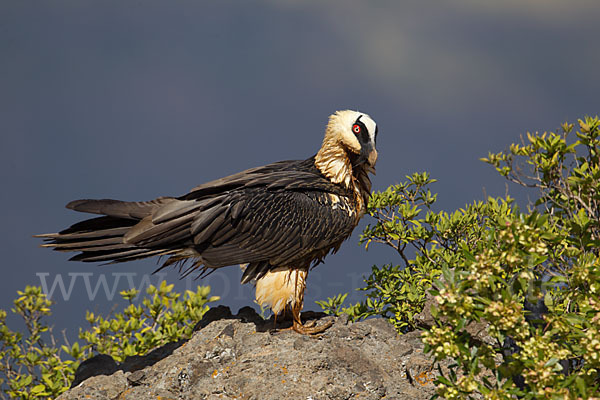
left=263, top=268, right=334, bottom=335
left=292, top=319, right=333, bottom=335
left=304, top=320, right=317, bottom=328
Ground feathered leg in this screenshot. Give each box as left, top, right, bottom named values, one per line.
left=255, top=267, right=332, bottom=334
left=290, top=270, right=332, bottom=335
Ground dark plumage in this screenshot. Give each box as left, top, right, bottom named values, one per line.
left=37, top=110, right=379, bottom=334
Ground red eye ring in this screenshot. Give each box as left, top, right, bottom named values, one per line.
left=352, top=124, right=361, bottom=134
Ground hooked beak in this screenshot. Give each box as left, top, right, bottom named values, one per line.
left=365, top=148, right=377, bottom=174
left=352, top=147, right=377, bottom=174
left=367, top=149, right=378, bottom=168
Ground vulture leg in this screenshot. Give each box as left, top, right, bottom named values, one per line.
left=291, top=301, right=333, bottom=335
left=254, top=266, right=333, bottom=334
left=290, top=271, right=333, bottom=335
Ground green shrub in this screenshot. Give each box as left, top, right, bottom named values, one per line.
left=319, top=117, right=600, bottom=398
left=81, top=281, right=218, bottom=362
left=318, top=172, right=516, bottom=332
left=423, top=117, right=600, bottom=399
left=0, top=282, right=217, bottom=399
left=0, top=286, right=76, bottom=399
left=423, top=208, right=600, bottom=399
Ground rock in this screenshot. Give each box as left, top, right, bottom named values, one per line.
left=60, top=307, right=450, bottom=400
left=126, top=370, right=145, bottom=386
left=70, top=354, right=117, bottom=388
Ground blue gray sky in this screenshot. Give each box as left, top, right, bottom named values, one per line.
left=2, top=1, right=600, bottom=335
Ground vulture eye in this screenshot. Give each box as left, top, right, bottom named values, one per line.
left=352, top=124, right=361, bottom=134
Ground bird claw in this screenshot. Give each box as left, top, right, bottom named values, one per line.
left=292, top=319, right=333, bottom=335
left=304, top=320, right=317, bottom=328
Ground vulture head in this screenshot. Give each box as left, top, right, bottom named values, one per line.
left=315, top=110, right=378, bottom=186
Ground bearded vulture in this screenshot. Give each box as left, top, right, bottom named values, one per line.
left=37, top=110, right=378, bottom=334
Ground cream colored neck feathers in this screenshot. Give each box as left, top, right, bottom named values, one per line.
left=315, top=110, right=373, bottom=188
left=315, top=135, right=354, bottom=187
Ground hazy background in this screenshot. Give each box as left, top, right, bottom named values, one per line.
left=2, top=1, right=599, bottom=335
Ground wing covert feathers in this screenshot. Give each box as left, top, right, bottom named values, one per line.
left=38, top=156, right=369, bottom=281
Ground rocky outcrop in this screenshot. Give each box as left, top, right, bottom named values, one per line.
left=59, top=306, right=446, bottom=400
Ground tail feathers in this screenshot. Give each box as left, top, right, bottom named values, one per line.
left=36, top=214, right=174, bottom=264
left=39, top=215, right=136, bottom=262
left=69, top=248, right=170, bottom=264
left=38, top=197, right=201, bottom=266
left=37, top=216, right=134, bottom=241
left=67, top=197, right=174, bottom=220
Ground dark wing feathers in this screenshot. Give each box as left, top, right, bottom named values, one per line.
left=181, top=158, right=347, bottom=200
left=124, top=214, right=191, bottom=246
left=190, top=204, right=226, bottom=237
left=152, top=200, right=202, bottom=224
left=196, top=190, right=355, bottom=268
left=182, top=160, right=292, bottom=198
left=39, top=157, right=358, bottom=278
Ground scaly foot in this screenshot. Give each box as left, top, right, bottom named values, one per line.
left=292, top=318, right=333, bottom=335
